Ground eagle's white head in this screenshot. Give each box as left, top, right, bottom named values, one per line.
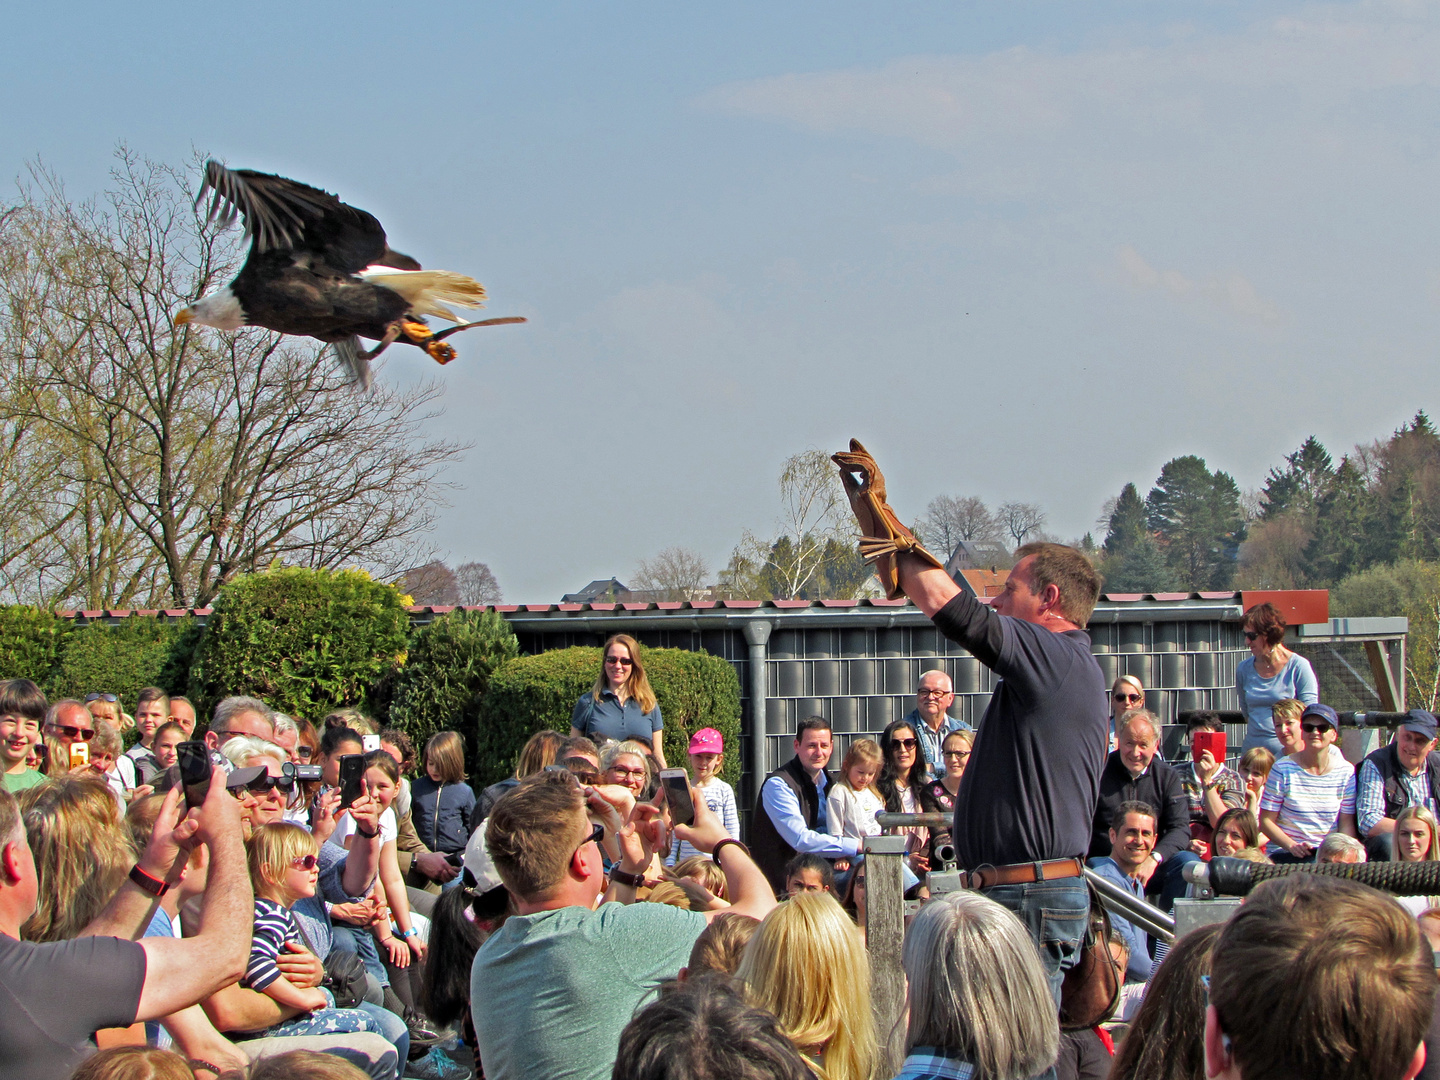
left=174, top=286, right=246, bottom=331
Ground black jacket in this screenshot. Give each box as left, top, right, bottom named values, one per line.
left=1088, top=752, right=1192, bottom=862
left=750, top=755, right=831, bottom=891
left=1359, top=743, right=1440, bottom=825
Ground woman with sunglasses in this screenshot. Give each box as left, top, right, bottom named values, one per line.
left=1236, top=602, right=1319, bottom=755
left=1109, top=675, right=1146, bottom=752
left=877, top=718, right=942, bottom=881
left=84, top=692, right=131, bottom=733
left=1257, top=703, right=1357, bottom=863
left=570, top=633, right=667, bottom=768
left=222, top=736, right=296, bottom=829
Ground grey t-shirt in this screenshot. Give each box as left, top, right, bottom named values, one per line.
left=0, top=932, right=146, bottom=1080
left=471, top=901, right=706, bottom=1080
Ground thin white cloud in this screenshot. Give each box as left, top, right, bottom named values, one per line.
left=697, top=4, right=1440, bottom=149
left=1117, top=245, right=1285, bottom=325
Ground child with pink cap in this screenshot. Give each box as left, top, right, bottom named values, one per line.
left=668, top=727, right=740, bottom=864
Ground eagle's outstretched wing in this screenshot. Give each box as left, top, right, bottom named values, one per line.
left=196, top=161, right=420, bottom=275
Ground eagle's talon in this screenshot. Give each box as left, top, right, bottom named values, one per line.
left=426, top=341, right=456, bottom=365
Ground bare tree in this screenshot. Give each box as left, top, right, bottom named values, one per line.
left=731, top=449, right=856, bottom=599
left=632, top=546, right=709, bottom=602
left=455, top=561, right=502, bottom=605
left=402, top=561, right=461, bottom=605
left=0, top=150, right=464, bottom=609
left=919, top=494, right=1000, bottom=557
left=996, top=501, right=1047, bottom=548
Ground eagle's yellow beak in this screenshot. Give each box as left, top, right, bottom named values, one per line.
left=173, top=307, right=194, bottom=326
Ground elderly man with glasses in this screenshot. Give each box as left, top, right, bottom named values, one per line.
left=44, top=699, right=97, bottom=749
left=903, top=670, right=974, bottom=779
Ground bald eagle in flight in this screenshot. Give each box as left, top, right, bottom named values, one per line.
left=174, top=161, right=524, bottom=389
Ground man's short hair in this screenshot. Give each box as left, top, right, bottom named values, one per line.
left=1316, top=832, right=1366, bottom=864
left=687, top=913, right=761, bottom=977
left=1210, top=875, right=1435, bottom=1080
left=45, top=699, right=88, bottom=728
left=613, top=973, right=814, bottom=1080
left=210, top=696, right=277, bottom=737
left=917, top=670, right=953, bottom=691
left=1118, top=709, right=1160, bottom=742
left=272, top=712, right=298, bottom=740
left=0, top=786, right=21, bottom=846
left=1014, top=541, right=1102, bottom=626
left=794, top=716, right=831, bottom=741
left=1111, top=799, right=1157, bottom=832
left=485, top=770, right=587, bottom=900
left=0, top=679, right=48, bottom=724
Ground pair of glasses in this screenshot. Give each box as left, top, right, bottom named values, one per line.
left=1114, top=693, right=1143, bottom=704
left=605, top=656, right=633, bottom=667
left=246, top=774, right=297, bottom=794
left=297, top=746, right=314, bottom=759
left=290, top=854, right=319, bottom=870
left=1301, top=722, right=1333, bottom=734
left=51, top=724, right=95, bottom=740
left=84, top=693, right=118, bottom=704
left=609, top=766, right=647, bottom=779
left=1243, top=630, right=1261, bottom=642
left=918, top=689, right=952, bottom=699
left=576, top=821, right=605, bottom=858
left=943, top=749, right=971, bottom=759
left=892, top=738, right=918, bottom=750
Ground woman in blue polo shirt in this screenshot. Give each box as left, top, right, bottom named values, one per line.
left=570, top=634, right=667, bottom=767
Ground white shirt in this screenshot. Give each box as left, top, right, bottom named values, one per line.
left=331, top=805, right=398, bottom=846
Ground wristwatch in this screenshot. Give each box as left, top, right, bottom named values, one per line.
left=609, top=868, right=646, bottom=889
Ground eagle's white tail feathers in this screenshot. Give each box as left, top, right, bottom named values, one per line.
left=358, top=267, right=487, bottom=324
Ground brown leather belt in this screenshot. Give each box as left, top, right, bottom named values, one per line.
left=958, top=857, right=1084, bottom=891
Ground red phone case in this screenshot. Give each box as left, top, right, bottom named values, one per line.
left=1192, top=730, right=1226, bottom=763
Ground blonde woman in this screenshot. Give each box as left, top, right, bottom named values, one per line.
left=571, top=633, right=667, bottom=767
left=18, top=774, right=136, bottom=941
left=737, top=891, right=877, bottom=1080
left=895, top=890, right=1058, bottom=1080
left=1394, top=806, right=1440, bottom=917
left=1109, top=675, right=1145, bottom=752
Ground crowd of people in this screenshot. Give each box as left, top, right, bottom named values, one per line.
left=5, top=577, right=1440, bottom=1080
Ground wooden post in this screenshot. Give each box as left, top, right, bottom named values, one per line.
left=863, top=834, right=908, bottom=1076
left=1365, top=640, right=1403, bottom=711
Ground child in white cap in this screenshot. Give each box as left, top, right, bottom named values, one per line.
left=668, top=727, right=740, bottom=864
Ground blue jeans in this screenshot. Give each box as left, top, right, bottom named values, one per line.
left=355, top=1001, right=409, bottom=1064
left=1153, top=850, right=1201, bottom=913
left=982, top=879, right=1090, bottom=1008
left=332, top=923, right=388, bottom=988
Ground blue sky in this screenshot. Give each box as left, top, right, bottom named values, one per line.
left=5, top=2, right=1440, bottom=600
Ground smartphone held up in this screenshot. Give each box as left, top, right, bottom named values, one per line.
left=659, top=768, right=696, bottom=828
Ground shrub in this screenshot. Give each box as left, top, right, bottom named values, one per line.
left=477, top=646, right=742, bottom=788
left=386, top=610, right=519, bottom=759
left=0, top=606, right=69, bottom=686
left=188, top=567, right=409, bottom=723
left=48, top=616, right=200, bottom=711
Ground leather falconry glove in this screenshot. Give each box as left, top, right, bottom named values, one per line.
left=831, top=439, right=945, bottom=600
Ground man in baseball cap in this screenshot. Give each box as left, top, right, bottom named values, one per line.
left=1357, top=708, right=1440, bottom=861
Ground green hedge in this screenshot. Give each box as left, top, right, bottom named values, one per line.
left=475, top=645, right=742, bottom=788
left=49, top=616, right=200, bottom=707
left=0, top=607, right=69, bottom=687
left=188, top=567, right=410, bottom=721
left=386, top=610, right=519, bottom=757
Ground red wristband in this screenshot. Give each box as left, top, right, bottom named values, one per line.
left=129, top=863, right=170, bottom=897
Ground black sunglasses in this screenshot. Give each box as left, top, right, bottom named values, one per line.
left=1244, top=631, right=1261, bottom=642
left=1114, top=692, right=1143, bottom=703
left=246, top=773, right=297, bottom=794
left=604, top=656, right=633, bottom=666
left=576, top=821, right=604, bottom=857
left=50, top=723, right=96, bottom=740
left=892, top=737, right=918, bottom=750
left=1301, top=722, right=1334, bottom=734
